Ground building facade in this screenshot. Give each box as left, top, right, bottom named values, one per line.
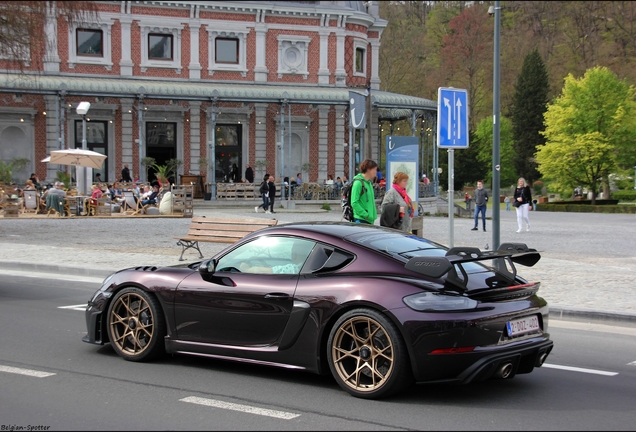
left=0, top=0, right=435, bottom=188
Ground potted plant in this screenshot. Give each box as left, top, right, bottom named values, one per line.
left=166, top=158, right=183, bottom=182
left=55, top=170, right=72, bottom=190
left=254, top=160, right=268, bottom=180
left=151, top=163, right=171, bottom=186
left=0, top=157, right=29, bottom=184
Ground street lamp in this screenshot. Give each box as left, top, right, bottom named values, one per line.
left=76, top=102, right=91, bottom=195
left=489, top=1, right=502, bottom=250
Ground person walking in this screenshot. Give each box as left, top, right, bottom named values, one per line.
left=471, top=180, right=489, bottom=232
left=504, top=195, right=511, bottom=212
left=514, top=177, right=532, bottom=233
left=121, top=164, right=132, bottom=183
left=255, top=174, right=271, bottom=214
left=268, top=175, right=277, bottom=214
left=351, top=159, right=378, bottom=225
left=380, top=172, right=415, bottom=233
left=244, top=164, right=254, bottom=183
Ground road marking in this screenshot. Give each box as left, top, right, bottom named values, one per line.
left=58, top=304, right=87, bottom=311
left=2, top=270, right=104, bottom=284
left=542, top=363, right=618, bottom=376
left=627, top=361, right=636, bottom=366
left=549, top=319, right=636, bottom=337
left=0, top=365, right=56, bottom=378
left=180, top=396, right=300, bottom=420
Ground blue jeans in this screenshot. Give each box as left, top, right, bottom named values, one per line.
left=258, top=193, right=269, bottom=209
left=506, top=202, right=511, bottom=211
left=354, top=219, right=370, bottom=224
left=474, top=205, right=486, bottom=229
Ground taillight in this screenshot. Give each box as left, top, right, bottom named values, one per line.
left=507, top=282, right=537, bottom=291
left=430, top=346, right=475, bottom=355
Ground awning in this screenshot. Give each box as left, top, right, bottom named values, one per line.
left=0, top=73, right=436, bottom=111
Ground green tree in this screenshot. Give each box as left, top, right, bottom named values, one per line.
left=510, top=49, right=549, bottom=184
left=473, top=116, right=517, bottom=188
left=537, top=66, right=636, bottom=204
left=453, top=131, right=487, bottom=191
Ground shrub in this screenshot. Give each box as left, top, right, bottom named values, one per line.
left=536, top=203, right=636, bottom=214
left=612, top=190, right=636, bottom=202
left=321, top=203, right=332, bottom=211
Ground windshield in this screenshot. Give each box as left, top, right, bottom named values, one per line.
left=345, top=231, right=491, bottom=274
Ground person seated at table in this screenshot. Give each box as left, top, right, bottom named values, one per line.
left=324, top=174, right=334, bottom=185
left=24, top=179, right=36, bottom=191
left=140, top=185, right=152, bottom=200
left=86, top=183, right=102, bottom=206
left=108, top=182, right=123, bottom=202
left=29, top=173, right=41, bottom=190
left=46, top=182, right=67, bottom=198
left=129, top=183, right=141, bottom=198
left=295, top=173, right=303, bottom=186
left=342, top=175, right=349, bottom=185
left=141, top=184, right=160, bottom=207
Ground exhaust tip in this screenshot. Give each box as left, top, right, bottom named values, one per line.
left=537, top=353, right=548, bottom=366
left=500, top=362, right=513, bottom=379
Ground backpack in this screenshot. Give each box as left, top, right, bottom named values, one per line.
left=341, top=178, right=365, bottom=222
left=259, top=181, right=269, bottom=195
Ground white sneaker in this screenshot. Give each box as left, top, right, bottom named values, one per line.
left=254, top=206, right=259, bottom=213
left=516, top=229, right=522, bottom=233
left=265, top=210, right=271, bottom=214
left=526, top=226, right=530, bottom=232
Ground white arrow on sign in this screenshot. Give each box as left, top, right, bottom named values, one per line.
left=443, top=98, right=451, bottom=139
left=455, top=98, right=463, bottom=140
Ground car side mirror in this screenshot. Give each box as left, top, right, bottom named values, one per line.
left=199, top=259, right=217, bottom=277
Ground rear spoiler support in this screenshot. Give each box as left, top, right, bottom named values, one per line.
left=404, top=243, right=541, bottom=292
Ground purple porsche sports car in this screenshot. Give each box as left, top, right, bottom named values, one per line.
left=83, top=222, right=553, bottom=399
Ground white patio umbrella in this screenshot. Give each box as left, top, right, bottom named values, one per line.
left=48, top=149, right=106, bottom=170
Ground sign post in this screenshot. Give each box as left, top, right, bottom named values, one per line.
left=437, top=87, right=469, bottom=248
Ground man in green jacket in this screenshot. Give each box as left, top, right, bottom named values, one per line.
left=351, top=159, right=378, bottom=224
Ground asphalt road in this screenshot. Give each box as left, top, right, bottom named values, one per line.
left=1, top=274, right=636, bottom=431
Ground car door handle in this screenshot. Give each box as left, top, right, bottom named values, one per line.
left=264, top=293, right=290, bottom=300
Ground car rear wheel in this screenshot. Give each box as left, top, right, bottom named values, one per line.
left=107, top=287, right=166, bottom=362
left=327, top=308, right=412, bottom=399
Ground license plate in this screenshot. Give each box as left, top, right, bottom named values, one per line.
left=506, top=315, right=540, bottom=337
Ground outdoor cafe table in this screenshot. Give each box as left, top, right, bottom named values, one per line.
left=65, top=196, right=89, bottom=216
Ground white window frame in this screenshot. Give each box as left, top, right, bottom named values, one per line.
left=353, top=39, right=367, bottom=78
left=277, top=35, right=311, bottom=80
left=140, top=22, right=183, bottom=73
left=207, top=26, right=248, bottom=77
left=68, top=20, right=113, bottom=70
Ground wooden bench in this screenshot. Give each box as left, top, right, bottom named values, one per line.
left=175, top=216, right=278, bottom=261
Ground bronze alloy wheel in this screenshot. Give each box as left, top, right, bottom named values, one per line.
left=107, top=287, right=165, bottom=361
left=331, top=315, right=395, bottom=393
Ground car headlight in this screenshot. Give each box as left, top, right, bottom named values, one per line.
left=403, top=292, right=478, bottom=311
left=91, top=273, right=116, bottom=302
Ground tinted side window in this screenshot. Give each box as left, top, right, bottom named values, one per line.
left=216, top=236, right=316, bottom=275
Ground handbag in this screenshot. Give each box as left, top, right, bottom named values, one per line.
left=513, top=199, right=521, bottom=208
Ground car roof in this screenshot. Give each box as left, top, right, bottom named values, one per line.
left=256, top=221, right=400, bottom=241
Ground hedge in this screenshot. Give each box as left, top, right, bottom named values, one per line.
left=551, top=199, right=618, bottom=205
left=536, top=203, right=636, bottom=213
left=612, top=190, right=636, bottom=202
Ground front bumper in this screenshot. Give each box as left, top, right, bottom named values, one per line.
left=82, top=297, right=107, bottom=345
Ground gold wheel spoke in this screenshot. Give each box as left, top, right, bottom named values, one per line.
left=138, top=325, right=153, bottom=339
left=111, top=312, right=127, bottom=326
left=333, top=346, right=358, bottom=363
left=375, top=345, right=393, bottom=361
left=349, top=320, right=367, bottom=345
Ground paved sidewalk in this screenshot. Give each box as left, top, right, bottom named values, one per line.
left=1, top=206, right=635, bottom=321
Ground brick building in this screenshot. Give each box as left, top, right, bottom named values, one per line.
left=0, top=0, right=435, bottom=189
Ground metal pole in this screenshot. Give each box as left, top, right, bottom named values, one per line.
left=210, top=104, right=217, bottom=200
left=280, top=102, right=285, bottom=198
left=349, top=110, right=354, bottom=181
left=492, top=0, right=501, bottom=250
left=77, top=115, right=87, bottom=195
left=137, top=98, right=143, bottom=183
left=433, top=133, right=439, bottom=196
left=448, top=149, right=454, bottom=248
left=287, top=102, right=291, bottom=195
left=634, top=166, right=636, bottom=190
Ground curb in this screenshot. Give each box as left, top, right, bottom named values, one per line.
left=0, top=260, right=114, bottom=280
left=550, top=306, right=636, bottom=326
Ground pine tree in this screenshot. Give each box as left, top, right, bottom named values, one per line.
left=510, top=49, right=549, bottom=184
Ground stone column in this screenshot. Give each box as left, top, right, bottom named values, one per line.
left=120, top=17, right=134, bottom=76
left=254, top=25, right=269, bottom=82
left=189, top=101, right=201, bottom=173
left=45, top=96, right=60, bottom=180
left=189, top=21, right=202, bottom=80
left=370, top=108, right=380, bottom=162
left=335, top=30, right=346, bottom=87
left=370, top=40, right=381, bottom=90
left=121, top=99, right=134, bottom=178
left=254, top=103, right=268, bottom=173
left=43, top=5, right=60, bottom=73
left=335, top=105, right=346, bottom=177
left=318, top=30, right=330, bottom=86
left=318, top=105, right=329, bottom=179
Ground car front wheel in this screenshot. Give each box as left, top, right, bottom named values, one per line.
left=327, top=308, right=412, bottom=399
left=107, top=287, right=166, bottom=362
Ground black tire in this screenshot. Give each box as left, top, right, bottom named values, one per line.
left=327, top=308, right=413, bottom=399
left=106, top=287, right=166, bottom=362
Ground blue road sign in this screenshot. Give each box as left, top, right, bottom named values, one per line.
left=437, top=87, right=469, bottom=149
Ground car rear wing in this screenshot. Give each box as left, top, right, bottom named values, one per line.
left=404, top=243, right=541, bottom=291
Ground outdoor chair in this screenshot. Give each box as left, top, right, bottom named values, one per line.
left=22, top=190, right=39, bottom=214
left=120, top=190, right=142, bottom=215
left=45, top=194, right=65, bottom=217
